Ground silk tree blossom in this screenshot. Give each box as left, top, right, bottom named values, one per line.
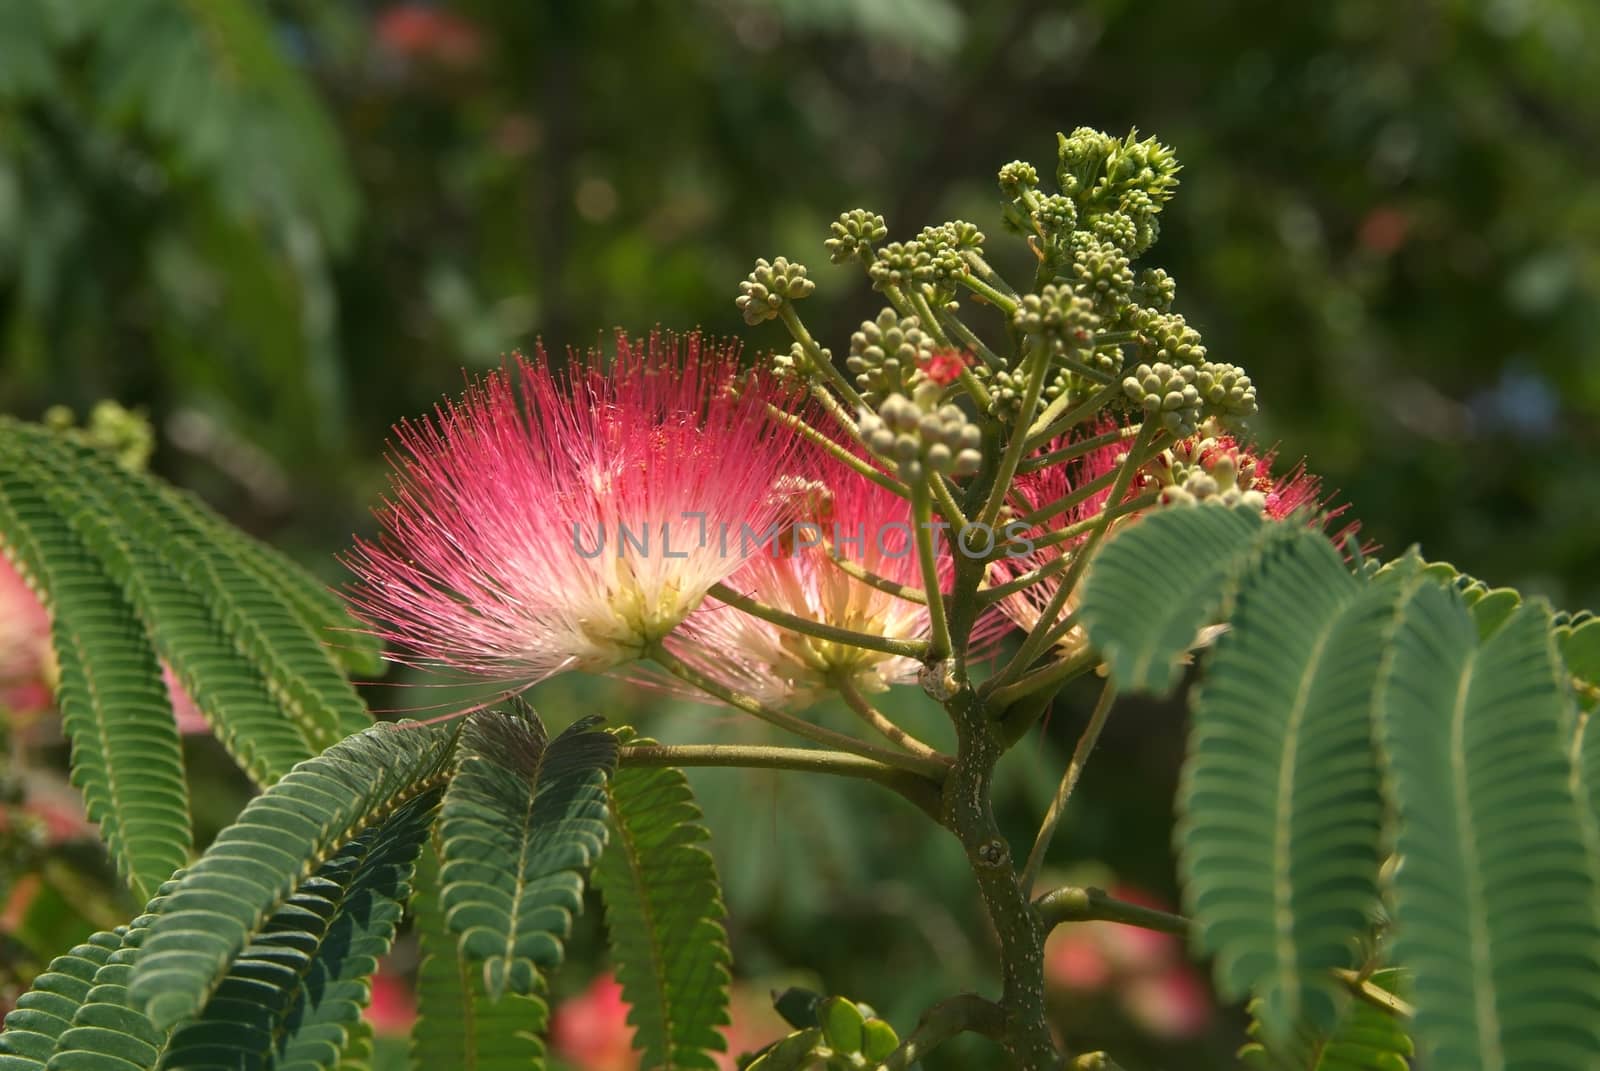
left=344, top=331, right=805, bottom=686
left=988, top=418, right=1356, bottom=656
left=666, top=457, right=1005, bottom=708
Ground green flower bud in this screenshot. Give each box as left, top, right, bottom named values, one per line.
left=1055, top=127, right=1120, bottom=198
left=998, top=160, right=1040, bottom=199
left=1133, top=310, right=1206, bottom=364
left=847, top=308, right=934, bottom=405
left=1133, top=267, right=1176, bottom=312
left=824, top=209, right=888, bottom=265
left=860, top=388, right=982, bottom=481
left=1194, top=360, right=1258, bottom=421
left=1031, top=194, right=1078, bottom=238
left=1123, top=361, right=1202, bottom=436
left=867, top=240, right=931, bottom=292
left=736, top=256, right=815, bottom=325
left=1068, top=233, right=1136, bottom=317
left=1012, top=283, right=1100, bottom=345
left=773, top=340, right=829, bottom=386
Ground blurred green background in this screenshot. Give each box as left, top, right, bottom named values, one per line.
left=3, top=0, right=1598, bottom=1068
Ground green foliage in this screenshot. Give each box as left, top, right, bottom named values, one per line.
left=0, top=454, right=190, bottom=902
left=0, top=875, right=181, bottom=1071
left=1377, top=590, right=1600, bottom=1068
left=127, top=723, right=455, bottom=1029
left=410, top=847, right=547, bottom=1071
left=593, top=731, right=731, bottom=1070
left=1239, top=969, right=1413, bottom=1071
left=1178, top=529, right=1391, bottom=1039
left=161, top=790, right=438, bottom=1070
left=0, top=931, right=124, bottom=1068
left=1079, top=503, right=1266, bottom=695
left=0, top=420, right=375, bottom=825
left=437, top=707, right=618, bottom=1000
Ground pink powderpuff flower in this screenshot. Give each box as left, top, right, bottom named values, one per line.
left=344, top=330, right=805, bottom=688
left=0, top=545, right=54, bottom=717
left=987, top=419, right=1358, bottom=654
left=666, top=456, right=1007, bottom=708
left=919, top=349, right=973, bottom=386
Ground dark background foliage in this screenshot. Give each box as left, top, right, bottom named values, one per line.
left=3, top=1, right=1597, bottom=1068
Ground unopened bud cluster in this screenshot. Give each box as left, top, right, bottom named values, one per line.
left=859, top=383, right=982, bottom=482
left=848, top=309, right=935, bottom=404
left=825, top=210, right=888, bottom=265
left=1140, top=431, right=1267, bottom=510
left=737, top=257, right=815, bottom=325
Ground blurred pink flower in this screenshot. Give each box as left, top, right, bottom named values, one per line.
left=550, top=973, right=636, bottom=1071
left=1121, top=964, right=1212, bottom=1039
left=0, top=546, right=53, bottom=717
left=1044, top=881, right=1212, bottom=1041
left=364, top=968, right=417, bottom=1037
left=374, top=4, right=483, bottom=67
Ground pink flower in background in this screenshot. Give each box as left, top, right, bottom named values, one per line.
left=551, top=974, right=636, bottom=1071
left=0, top=547, right=53, bottom=717
left=345, top=331, right=804, bottom=690
left=1044, top=881, right=1211, bottom=1040
left=161, top=664, right=211, bottom=736
left=363, top=969, right=417, bottom=1037
left=919, top=349, right=973, bottom=386
left=374, top=4, right=482, bottom=67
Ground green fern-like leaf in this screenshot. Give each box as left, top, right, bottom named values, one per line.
left=1179, top=529, right=1398, bottom=1038
left=8, top=422, right=370, bottom=762
left=1378, top=589, right=1600, bottom=1068
left=0, top=450, right=191, bottom=901
left=410, top=846, right=547, bottom=1071
left=594, top=731, right=731, bottom=1070
left=0, top=876, right=185, bottom=1071
left=438, top=706, right=618, bottom=1000
left=162, top=484, right=383, bottom=678
left=1080, top=504, right=1267, bottom=695
left=127, top=723, right=456, bottom=1030
left=0, top=932, right=124, bottom=1069
left=161, top=790, right=440, bottom=1071
left=1239, top=968, right=1413, bottom=1070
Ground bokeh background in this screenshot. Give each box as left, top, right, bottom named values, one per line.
left=3, top=1, right=1598, bottom=1068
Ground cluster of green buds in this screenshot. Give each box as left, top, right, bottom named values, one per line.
left=1140, top=429, right=1269, bottom=509
left=746, top=995, right=900, bottom=1070
left=737, top=256, right=815, bottom=326
left=847, top=308, right=936, bottom=404
left=43, top=400, right=154, bottom=471
left=859, top=382, right=982, bottom=482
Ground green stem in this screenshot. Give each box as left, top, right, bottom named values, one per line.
left=962, top=249, right=1018, bottom=298
left=763, top=402, right=909, bottom=499
left=936, top=304, right=1007, bottom=369
left=1020, top=680, right=1117, bottom=891
left=1019, top=425, right=1135, bottom=473
left=990, top=423, right=1157, bottom=693
left=779, top=304, right=866, bottom=410
left=1025, top=379, right=1124, bottom=447
left=931, top=475, right=971, bottom=531
left=809, top=380, right=861, bottom=436
left=1333, top=968, right=1417, bottom=1020
left=977, top=340, right=1051, bottom=530
left=648, top=645, right=947, bottom=778
left=959, top=272, right=1020, bottom=316
left=1035, top=885, right=1190, bottom=937
left=877, top=994, right=1007, bottom=1070
left=912, top=484, right=953, bottom=661
left=941, top=685, right=1059, bottom=1070
left=616, top=741, right=943, bottom=818
left=1013, top=492, right=1159, bottom=557
left=988, top=643, right=1095, bottom=713
left=835, top=673, right=949, bottom=766
left=708, top=581, right=926, bottom=659
left=826, top=553, right=929, bottom=605
left=909, top=287, right=954, bottom=348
